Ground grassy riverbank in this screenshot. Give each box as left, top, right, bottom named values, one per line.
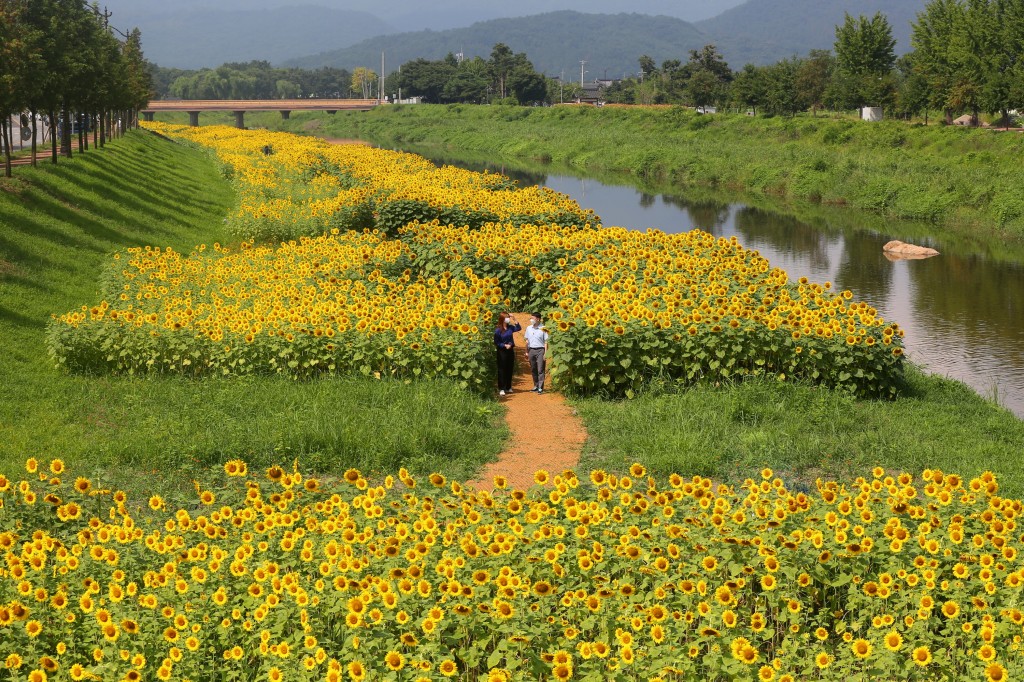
left=0, top=131, right=504, bottom=496
left=574, top=367, right=1024, bottom=498
left=211, top=105, right=1024, bottom=243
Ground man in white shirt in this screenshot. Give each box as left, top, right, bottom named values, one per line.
left=523, top=311, right=550, bottom=394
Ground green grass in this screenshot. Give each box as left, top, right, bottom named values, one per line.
left=574, top=366, right=1024, bottom=498
left=0, top=130, right=505, bottom=497
left=197, top=105, right=1024, bottom=245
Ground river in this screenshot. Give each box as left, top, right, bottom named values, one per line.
left=392, top=146, right=1024, bottom=417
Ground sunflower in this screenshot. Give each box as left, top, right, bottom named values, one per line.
left=985, top=663, right=1008, bottom=682
left=883, top=631, right=903, bottom=651
left=384, top=651, right=405, bottom=671
left=911, top=646, right=932, bottom=667
left=347, top=660, right=366, bottom=681
left=851, top=639, right=872, bottom=659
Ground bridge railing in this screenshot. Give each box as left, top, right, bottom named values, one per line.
left=140, top=99, right=380, bottom=127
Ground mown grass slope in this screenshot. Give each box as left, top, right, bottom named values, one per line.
left=0, top=131, right=505, bottom=496
left=575, top=367, right=1024, bottom=498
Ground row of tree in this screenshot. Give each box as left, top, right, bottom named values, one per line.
left=602, top=15, right=901, bottom=116
left=150, top=61, right=357, bottom=100
left=381, top=0, right=1022, bottom=123
left=605, top=1, right=1024, bottom=122
left=381, top=44, right=549, bottom=105
left=912, top=0, right=1024, bottom=123
left=0, top=0, right=151, bottom=177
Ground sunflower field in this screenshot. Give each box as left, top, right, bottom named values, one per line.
left=47, top=230, right=498, bottom=390
left=1, top=460, right=1021, bottom=682
left=47, top=124, right=905, bottom=398
left=150, top=124, right=594, bottom=242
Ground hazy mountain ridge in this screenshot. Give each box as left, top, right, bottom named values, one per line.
left=283, top=12, right=709, bottom=78
left=694, top=0, right=927, bottom=65
left=112, top=6, right=394, bottom=69
left=113, top=0, right=929, bottom=71
left=102, top=0, right=745, bottom=33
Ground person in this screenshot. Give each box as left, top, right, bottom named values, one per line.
left=493, top=312, right=521, bottom=396
left=523, top=311, right=549, bottom=394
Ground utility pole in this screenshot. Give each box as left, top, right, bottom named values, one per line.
left=580, top=60, right=587, bottom=85
left=380, top=51, right=385, bottom=104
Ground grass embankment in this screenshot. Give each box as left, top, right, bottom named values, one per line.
left=200, top=104, right=1024, bottom=243
left=0, top=131, right=504, bottom=495
left=575, top=367, right=1024, bottom=497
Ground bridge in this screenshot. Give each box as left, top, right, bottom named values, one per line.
left=141, top=99, right=379, bottom=128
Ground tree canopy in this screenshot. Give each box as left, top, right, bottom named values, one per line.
left=0, top=0, right=151, bottom=174
left=385, top=44, right=548, bottom=104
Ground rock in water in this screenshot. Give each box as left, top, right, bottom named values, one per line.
left=882, top=240, right=940, bottom=260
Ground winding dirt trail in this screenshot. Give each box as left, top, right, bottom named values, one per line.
left=468, top=314, right=587, bottom=491
left=322, top=131, right=589, bottom=491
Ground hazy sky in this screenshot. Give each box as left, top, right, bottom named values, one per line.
left=103, top=0, right=749, bottom=31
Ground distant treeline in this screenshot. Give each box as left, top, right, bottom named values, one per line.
left=149, top=61, right=356, bottom=100
left=382, top=44, right=549, bottom=105
left=387, top=0, right=1024, bottom=123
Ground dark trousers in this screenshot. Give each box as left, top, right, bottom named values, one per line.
left=496, top=347, right=515, bottom=391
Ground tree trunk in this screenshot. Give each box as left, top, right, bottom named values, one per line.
left=2, top=118, right=11, bottom=178
left=99, top=110, right=106, bottom=148
left=49, top=110, right=58, bottom=164
left=93, top=113, right=98, bottom=148
left=78, top=113, right=85, bottom=152
left=62, top=108, right=72, bottom=158
left=30, top=109, right=37, bottom=167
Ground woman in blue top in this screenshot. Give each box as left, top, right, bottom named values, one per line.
left=493, top=312, right=521, bottom=396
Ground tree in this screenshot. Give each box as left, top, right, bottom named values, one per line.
left=795, top=50, right=834, bottom=115
left=488, top=43, right=517, bottom=99
left=833, top=12, right=897, bottom=109
left=731, top=64, right=768, bottom=115
left=894, top=53, right=931, bottom=120
left=443, top=58, right=490, bottom=103
left=681, top=46, right=732, bottom=108
left=762, top=58, right=801, bottom=116
left=351, top=67, right=377, bottom=99
left=509, top=69, right=547, bottom=105
left=0, top=0, right=38, bottom=175
left=911, top=0, right=965, bottom=122
left=390, top=58, right=453, bottom=103
left=638, top=55, right=657, bottom=80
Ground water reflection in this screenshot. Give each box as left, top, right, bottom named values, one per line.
left=413, top=148, right=1024, bottom=417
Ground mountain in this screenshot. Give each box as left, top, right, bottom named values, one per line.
left=113, top=6, right=394, bottom=69
left=696, top=0, right=927, bottom=66
left=284, top=12, right=709, bottom=79
left=102, top=0, right=747, bottom=33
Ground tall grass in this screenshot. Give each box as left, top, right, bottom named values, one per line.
left=0, top=131, right=504, bottom=496
left=213, top=105, right=1024, bottom=243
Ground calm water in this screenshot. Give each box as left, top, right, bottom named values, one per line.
left=409, top=150, right=1024, bottom=417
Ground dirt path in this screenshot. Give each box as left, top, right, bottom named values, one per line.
left=468, top=313, right=587, bottom=491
